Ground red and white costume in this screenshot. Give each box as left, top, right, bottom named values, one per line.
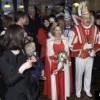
left=44, top=36, right=70, bottom=100
left=69, top=24, right=100, bottom=94
left=72, top=14, right=82, bottom=25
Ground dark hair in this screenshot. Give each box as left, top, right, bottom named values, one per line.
left=42, top=16, right=49, bottom=23
left=95, top=15, right=100, bottom=19
left=0, top=24, right=25, bottom=51
left=95, top=10, right=100, bottom=16
left=90, top=10, right=95, bottom=16
left=15, top=11, right=26, bottom=22
left=2, top=16, right=13, bottom=28
left=41, top=16, right=51, bottom=34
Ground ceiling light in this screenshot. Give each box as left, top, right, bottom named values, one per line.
left=19, top=3, right=24, bottom=9
left=4, top=1, right=11, bottom=8
left=73, top=0, right=79, bottom=7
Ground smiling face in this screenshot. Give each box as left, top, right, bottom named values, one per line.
left=43, top=19, right=50, bottom=27
left=82, top=15, right=92, bottom=26
left=53, top=26, right=62, bottom=38
left=64, top=19, right=72, bottom=27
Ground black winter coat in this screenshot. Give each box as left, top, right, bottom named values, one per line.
left=0, top=50, right=36, bottom=100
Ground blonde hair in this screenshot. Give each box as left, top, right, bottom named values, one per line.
left=50, top=23, right=64, bottom=36
left=25, top=42, right=36, bottom=56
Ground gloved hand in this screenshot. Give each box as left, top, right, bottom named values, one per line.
left=57, top=62, right=63, bottom=71
left=18, top=57, right=37, bottom=74
left=89, top=50, right=96, bottom=57
left=83, top=43, right=92, bottom=50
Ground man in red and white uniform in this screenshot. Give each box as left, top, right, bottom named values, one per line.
left=69, top=1, right=100, bottom=98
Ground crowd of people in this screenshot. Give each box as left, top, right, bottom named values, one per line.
left=0, top=1, right=100, bottom=100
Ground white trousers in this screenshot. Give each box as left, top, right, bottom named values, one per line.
left=75, top=57, right=94, bottom=94
left=51, top=63, right=70, bottom=100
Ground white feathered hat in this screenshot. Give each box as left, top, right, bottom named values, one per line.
left=78, top=1, right=90, bottom=17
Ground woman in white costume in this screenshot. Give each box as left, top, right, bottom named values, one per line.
left=46, top=23, right=70, bottom=100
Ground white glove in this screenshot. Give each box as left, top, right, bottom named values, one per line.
left=18, top=57, right=37, bottom=74
left=89, top=50, right=96, bottom=57
left=18, top=62, right=32, bottom=74
left=57, top=62, right=63, bottom=71
left=83, top=43, right=92, bottom=50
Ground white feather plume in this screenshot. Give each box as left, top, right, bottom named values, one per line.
left=78, top=1, right=88, bottom=16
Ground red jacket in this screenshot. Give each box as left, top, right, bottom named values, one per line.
left=70, top=24, right=100, bottom=58
left=37, top=28, right=47, bottom=59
